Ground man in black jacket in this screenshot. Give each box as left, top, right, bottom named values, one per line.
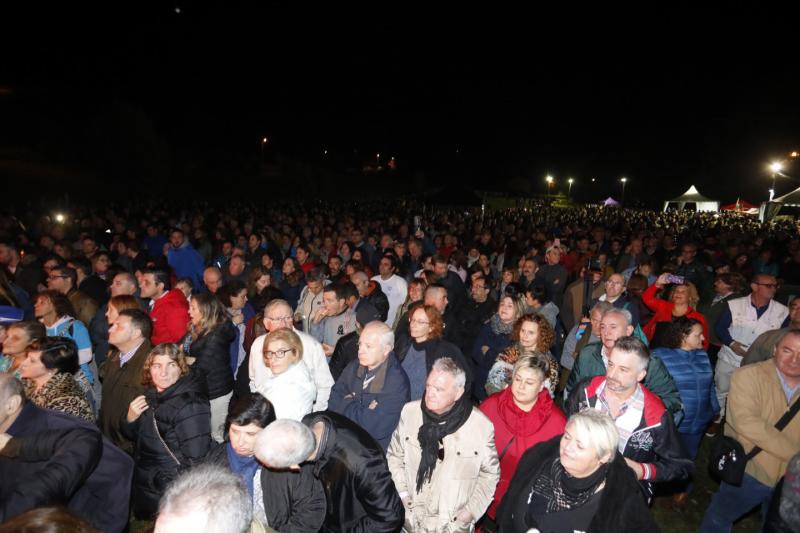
left=257, top=414, right=404, bottom=533
left=566, top=337, right=692, bottom=501
left=0, top=373, right=134, bottom=532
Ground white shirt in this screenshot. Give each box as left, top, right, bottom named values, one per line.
left=249, top=328, right=334, bottom=411
left=372, top=274, right=408, bottom=326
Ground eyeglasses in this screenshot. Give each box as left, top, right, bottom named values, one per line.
left=755, top=283, right=779, bottom=289
left=264, top=348, right=294, bottom=360
left=266, top=315, right=293, bottom=323
left=47, top=275, right=68, bottom=281
left=409, top=319, right=430, bottom=326
left=605, top=280, right=623, bottom=286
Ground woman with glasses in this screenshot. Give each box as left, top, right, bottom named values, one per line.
left=393, top=304, right=471, bottom=401
left=20, top=336, right=94, bottom=421
left=122, top=343, right=211, bottom=520
left=252, top=328, right=316, bottom=420
left=642, top=273, right=709, bottom=349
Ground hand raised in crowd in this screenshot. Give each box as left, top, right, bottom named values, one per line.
left=127, top=395, right=149, bottom=423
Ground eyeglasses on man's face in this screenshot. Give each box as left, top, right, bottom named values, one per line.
left=266, top=315, right=293, bottom=323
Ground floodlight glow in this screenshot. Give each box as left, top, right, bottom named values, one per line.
left=770, top=162, right=783, bottom=173
left=55, top=213, right=65, bottom=223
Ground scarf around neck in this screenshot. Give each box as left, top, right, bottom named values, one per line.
left=416, top=393, right=473, bottom=492
left=490, top=313, right=514, bottom=336
left=227, top=442, right=259, bottom=497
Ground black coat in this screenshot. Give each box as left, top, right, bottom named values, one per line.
left=187, top=321, right=236, bottom=399
left=497, top=436, right=658, bottom=533
left=366, top=283, right=390, bottom=323
left=206, top=443, right=326, bottom=533
left=121, top=368, right=212, bottom=519
left=457, top=297, right=496, bottom=354
left=302, top=411, right=404, bottom=533
left=1, top=403, right=134, bottom=533
left=329, top=330, right=359, bottom=381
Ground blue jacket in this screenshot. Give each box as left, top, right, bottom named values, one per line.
left=328, top=352, right=410, bottom=450
left=167, top=243, right=205, bottom=290
left=652, top=347, right=720, bottom=435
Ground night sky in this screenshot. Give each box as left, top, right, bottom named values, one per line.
left=2, top=4, right=799, bottom=204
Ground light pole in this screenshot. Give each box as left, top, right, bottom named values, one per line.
left=620, top=177, right=628, bottom=204
left=568, top=178, right=574, bottom=198
left=546, top=175, right=554, bottom=200
left=770, top=162, right=783, bottom=201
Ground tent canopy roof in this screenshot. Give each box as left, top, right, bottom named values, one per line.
left=774, top=186, right=800, bottom=206
left=668, top=185, right=717, bottom=203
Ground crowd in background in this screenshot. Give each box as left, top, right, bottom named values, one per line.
left=0, top=199, right=799, bottom=532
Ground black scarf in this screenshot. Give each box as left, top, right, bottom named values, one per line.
left=527, top=457, right=609, bottom=519
left=416, top=393, right=473, bottom=492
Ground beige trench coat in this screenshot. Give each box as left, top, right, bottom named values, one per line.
left=387, top=400, right=500, bottom=533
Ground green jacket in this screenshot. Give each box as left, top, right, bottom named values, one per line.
left=565, top=342, right=682, bottom=414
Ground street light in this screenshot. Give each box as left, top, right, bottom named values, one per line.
left=545, top=175, right=554, bottom=200
left=568, top=178, right=574, bottom=197
left=620, top=177, right=628, bottom=204
left=260, top=137, right=269, bottom=161
left=770, top=162, right=783, bottom=201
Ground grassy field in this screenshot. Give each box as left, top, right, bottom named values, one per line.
left=129, top=435, right=763, bottom=532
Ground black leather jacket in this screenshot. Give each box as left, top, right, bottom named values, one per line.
left=302, top=411, right=404, bottom=533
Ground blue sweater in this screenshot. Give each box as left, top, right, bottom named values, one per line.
left=652, top=347, right=719, bottom=435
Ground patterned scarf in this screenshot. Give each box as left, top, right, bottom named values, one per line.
left=527, top=457, right=609, bottom=518
left=490, top=313, right=514, bottom=336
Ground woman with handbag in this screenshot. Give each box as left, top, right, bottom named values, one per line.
left=479, top=356, right=566, bottom=528
left=122, top=343, right=212, bottom=520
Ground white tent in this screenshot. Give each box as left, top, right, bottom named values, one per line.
left=663, top=185, right=719, bottom=212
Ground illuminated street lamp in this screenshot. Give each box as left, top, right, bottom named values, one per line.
left=568, top=178, right=574, bottom=197
left=620, top=177, right=628, bottom=204
left=545, top=175, right=554, bottom=199
left=770, top=162, right=783, bottom=201
left=260, top=137, right=269, bottom=161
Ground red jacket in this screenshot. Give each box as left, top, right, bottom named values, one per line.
left=642, top=283, right=709, bottom=349
left=149, top=289, right=190, bottom=346
left=479, top=387, right=567, bottom=518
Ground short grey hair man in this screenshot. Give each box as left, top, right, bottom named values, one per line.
left=364, top=320, right=394, bottom=350
left=602, top=307, right=633, bottom=327
left=155, top=465, right=251, bottom=533
left=255, top=419, right=316, bottom=470
left=432, top=356, right=466, bottom=390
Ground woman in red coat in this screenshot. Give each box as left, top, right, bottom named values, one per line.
left=642, top=273, right=709, bottom=349
left=479, top=355, right=567, bottom=522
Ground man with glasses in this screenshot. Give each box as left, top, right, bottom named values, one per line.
left=713, top=273, right=789, bottom=424
left=594, top=273, right=641, bottom=328
left=47, top=266, right=97, bottom=327
left=247, top=299, right=334, bottom=411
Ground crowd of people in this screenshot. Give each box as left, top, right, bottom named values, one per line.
left=0, top=199, right=799, bottom=532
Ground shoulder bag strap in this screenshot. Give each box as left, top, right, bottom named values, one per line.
left=744, top=395, right=800, bottom=460
left=152, top=413, right=182, bottom=466
left=498, top=436, right=515, bottom=462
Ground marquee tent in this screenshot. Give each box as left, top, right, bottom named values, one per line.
left=663, top=185, right=719, bottom=212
